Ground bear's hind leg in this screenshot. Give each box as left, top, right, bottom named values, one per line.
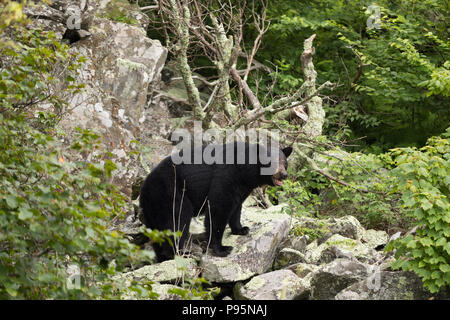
left=152, top=189, right=194, bottom=262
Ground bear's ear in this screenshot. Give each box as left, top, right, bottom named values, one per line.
left=282, top=146, right=292, bottom=158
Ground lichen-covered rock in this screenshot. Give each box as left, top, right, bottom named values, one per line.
left=361, top=229, right=389, bottom=249
left=273, top=248, right=307, bottom=269
left=305, top=234, right=382, bottom=265
left=235, top=270, right=309, bottom=300
left=289, top=215, right=382, bottom=245
left=335, top=271, right=432, bottom=300
left=325, top=216, right=366, bottom=240
left=287, top=263, right=320, bottom=279
left=119, top=257, right=198, bottom=284
left=200, top=206, right=291, bottom=283
left=151, top=284, right=185, bottom=300
left=25, top=0, right=170, bottom=196
left=310, top=258, right=369, bottom=300
left=120, top=283, right=185, bottom=300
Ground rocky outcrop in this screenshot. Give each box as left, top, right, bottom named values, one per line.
left=25, top=0, right=171, bottom=196
left=117, top=202, right=434, bottom=300
left=303, top=234, right=383, bottom=265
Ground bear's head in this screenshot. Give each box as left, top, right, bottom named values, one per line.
left=270, top=147, right=292, bottom=186
left=257, top=145, right=292, bottom=186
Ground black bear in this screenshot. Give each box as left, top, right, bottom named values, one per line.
left=139, top=142, right=292, bottom=262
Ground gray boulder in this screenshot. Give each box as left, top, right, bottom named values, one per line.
left=361, top=229, right=389, bottom=249
left=325, top=216, right=365, bottom=240
left=310, top=258, right=369, bottom=300
left=235, top=270, right=309, bottom=300
left=304, top=234, right=382, bottom=265
left=118, top=257, right=198, bottom=284
left=335, top=271, right=432, bottom=300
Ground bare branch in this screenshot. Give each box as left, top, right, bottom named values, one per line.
left=232, top=80, right=333, bottom=129
left=230, top=66, right=262, bottom=110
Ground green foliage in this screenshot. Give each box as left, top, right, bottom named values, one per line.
left=0, top=6, right=156, bottom=299
left=269, top=146, right=410, bottom=231
left=291, top=223, right=329, bottom=241
left=320, top=151, right=411, bottom=231
left=258, top=0, right=449, bottom=150
left=386, top=129, right=450, bottom=293
left=0, top=25, right=84, bottom=117
left=267, top=177, right=323, bottom=219
left=167, top=256, right=220, bottom=300
left=0, top=113, right=157, bottom=299
left=101, top=0, right=139, bottom=26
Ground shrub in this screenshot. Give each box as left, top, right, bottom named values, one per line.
left=386, top=129, right=450, bottom=293
left=0, top=9, right=157, bottom=299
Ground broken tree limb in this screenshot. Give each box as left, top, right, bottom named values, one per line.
left=231, top=34, right=334, bottom=130
left=232, top=80, right=333, bottom=129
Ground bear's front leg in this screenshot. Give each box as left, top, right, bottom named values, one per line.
left=204, top=185, right=238, bottom=257
left=229, top=204, right=249, bottom=235
left=204, top=208, right=233, bottom=257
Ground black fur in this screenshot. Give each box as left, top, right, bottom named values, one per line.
left=139, top=142, right=292, bottom=261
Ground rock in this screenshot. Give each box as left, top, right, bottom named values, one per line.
left=310, top=259, right=369, bottom=300
left=291, top=235, right=310, bottom=251
left=97, top=0, right=150, bottom=30
left=287, top=263, right=320, bottom=279
left=335, top=271, right=432, bottom=300
left=25, top=0, right=170, bottom=196
left=290, top=215, right=378, bottom=245
left=273, top=248, right=306, bottom=269
left=119, top=257, right=198, bottom=284
left=325, top=215, right=365, bottom=240
left=361, top=229, right=389, bottom=249
left=235, top=270, right=309, bottom=300
left=199, top=206, right=291, bottom=283
left=151, top=284, right=185, bottom=300
left=120, top=283, right=185, bottom=300
left=305, top=234, right=382, bottom=265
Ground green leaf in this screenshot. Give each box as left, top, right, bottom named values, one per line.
left=18, top=207, right=33, bottom=220
left=419, top=237, right=433, bottom=247
left=436, top=237, right=446, bottom=247
left=439, top=264, right=450, bottom=273
left=420, top=200, right=433, bottom=211
left=5, top=195, right=18, bottom=209
left=406, top=239, right=417, bottom=249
